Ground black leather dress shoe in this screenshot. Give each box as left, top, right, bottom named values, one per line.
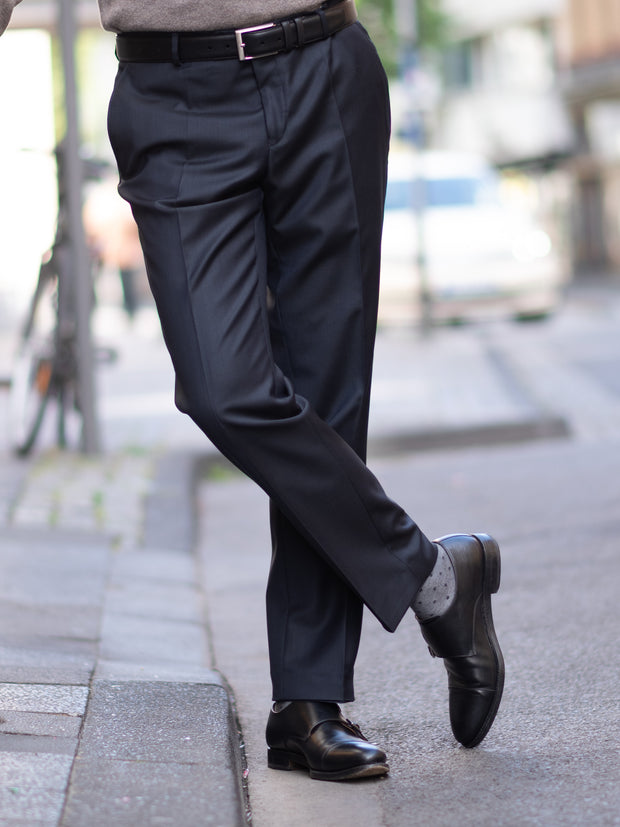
left=418, top=533, right=505, bottom=748
left=266, top=701, right=389, bottom=781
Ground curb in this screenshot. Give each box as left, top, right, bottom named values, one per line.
left=367, top=329, right=571, bottom=457
left=143, top=450, right=202, bottom=553
left=139, top=450, right=250, bottom=826
left=367, top=412, right=569, bottom=457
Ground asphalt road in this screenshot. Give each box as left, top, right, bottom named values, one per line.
left=198, top=430, right=619, bottom=827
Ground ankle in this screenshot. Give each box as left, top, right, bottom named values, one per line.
left=412, top=543, right=456, bottom=622
left=272, top=700, right=293, bottom=712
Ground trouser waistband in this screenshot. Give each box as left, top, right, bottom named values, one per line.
left=115, top=0, right=358, bottom=63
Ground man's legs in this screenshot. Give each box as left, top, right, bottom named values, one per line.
left=108, top=19, right=503, bottom=780
left=107, top=39, right=436, bottom=638
left=258, top=23, right=390, bottom=703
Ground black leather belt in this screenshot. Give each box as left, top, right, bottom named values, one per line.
left=115, top=0, right=358, bottom=63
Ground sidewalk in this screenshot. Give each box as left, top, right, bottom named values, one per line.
left=0, top=282, right=618, bottom=825
left=0, top=449, right=246, bottom=826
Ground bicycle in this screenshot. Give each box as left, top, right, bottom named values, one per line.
left=8, top=146, right=114, bottom=457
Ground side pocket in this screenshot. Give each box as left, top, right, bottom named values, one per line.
left=355, top=23, right=391, bottom=137
left=106, top=65, right=131, bottom=176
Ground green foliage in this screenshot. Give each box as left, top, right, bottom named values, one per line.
left=356, top=0, right=398, bottom=74
left=417, top=0, right=452, bottom=50
left=356, top=0, right=451, bottom=76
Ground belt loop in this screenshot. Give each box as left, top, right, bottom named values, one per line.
left=171, top=32, right=181, bottom=66
left=282, top=19, right=297, bottom=51
left=294, top=17, right=307, bottom=46
left=317, top=9, right=330, bottom=38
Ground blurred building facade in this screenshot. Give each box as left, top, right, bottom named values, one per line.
left=437, top=0, right=574, bottom=166
left=7, top=0, right=620, bottom=280
left=426, top=0, right=575, bottom=279
left=428, top=0, right=620, bottom=279
left=557, top=0, right=620, bottom=275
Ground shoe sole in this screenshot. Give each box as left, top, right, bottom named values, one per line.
left=267, top=749, right=389, bottom=781
left=462, top=532, right=505, bottom=748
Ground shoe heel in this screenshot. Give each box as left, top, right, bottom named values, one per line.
left=267, top=749, right=295, bottom=771
left=474, top=533, right=501, bottom=593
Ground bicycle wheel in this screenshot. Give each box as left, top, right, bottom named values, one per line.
left=8, top=343, right=54, bottom=456
left=8, top=273, right=58, bottom=456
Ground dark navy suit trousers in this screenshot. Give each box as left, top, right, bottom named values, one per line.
left=107, top=21, right=437, bottom=701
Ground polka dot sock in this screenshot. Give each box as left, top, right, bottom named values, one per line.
left=412, top=544, right=456, bottom=621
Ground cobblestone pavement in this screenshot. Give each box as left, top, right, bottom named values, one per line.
left=4, top=450, right=154, bottom=544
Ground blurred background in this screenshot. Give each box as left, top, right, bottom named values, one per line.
left=1, top=0, right=620, bottom=450
left=2, top=0, right=620, bottom=326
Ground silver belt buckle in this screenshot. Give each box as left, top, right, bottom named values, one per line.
left=235, top=22, right=278, bottom=60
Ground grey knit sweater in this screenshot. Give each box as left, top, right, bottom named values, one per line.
left=1, top=1, right=326, bottom=34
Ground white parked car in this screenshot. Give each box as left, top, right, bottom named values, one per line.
left=379, top=150, right=566, bottom=325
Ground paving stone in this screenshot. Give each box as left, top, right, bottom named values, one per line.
left=0, top=642, right=96, bottom=685
left=0, top=536, right=109, bottom=608
left=0, top=753, right=73, bottom=824
left=61, top=680, right=244, bottom=827
left=0, top=733, right=77, bottom=755
left=0, top=786, right=67, bottom=825
left=99, top=614, right=207, bottom=666
left=0, top=711, right=83, bottom=738
left=0, top=603, right=102, bottom=641
left=142, top=451, right=199, bottom=553
left=78, top=682, right=234, bottom=763
left=108, top=548, right=196, bottom=584
left=0, top=684, right=88, bottom=716
left=8, top=452, right=154, bottom=547
left=103, top=580, right=203, bottom=623
left=61, top=757, right=242, bottom=827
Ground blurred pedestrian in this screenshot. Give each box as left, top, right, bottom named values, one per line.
left=83, top=178, right=145, bottom=318
left=3, top=0, right=504, bottom=781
